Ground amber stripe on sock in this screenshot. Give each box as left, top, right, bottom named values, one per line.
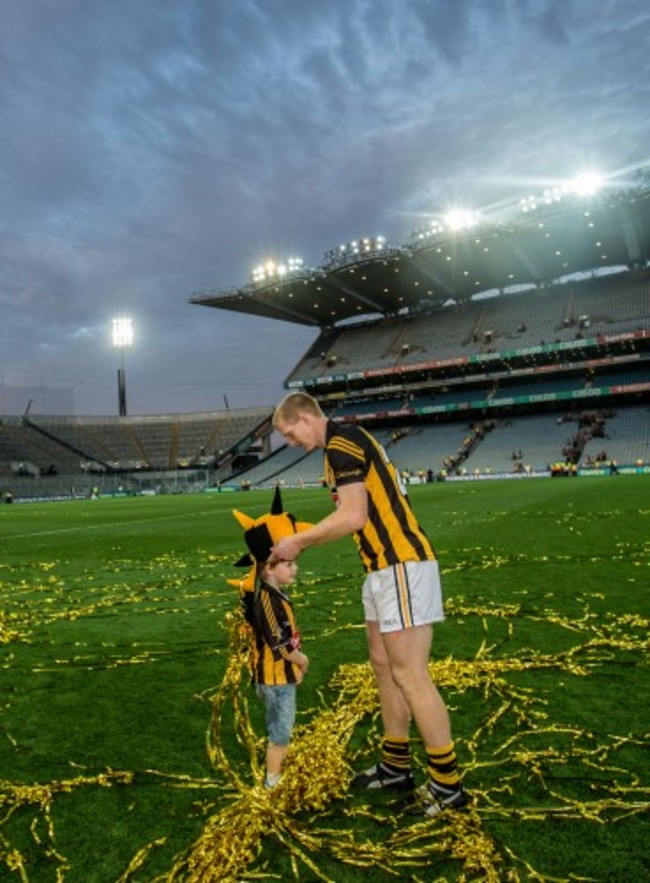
left=425, top=741, right=460, bottom=788
left=381, top=735, right=412, bottom=772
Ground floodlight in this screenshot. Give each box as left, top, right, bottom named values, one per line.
left=250, top=256, right=304, bottom=284
left=112, top=316, right=134, bottom=349
left=112, top=316, right=133, bottom=417
left=569, top=172, right=604, bottom=197
left=542, top=187, right=562, bottom=205
left=443, top=208, right=478, bottom=231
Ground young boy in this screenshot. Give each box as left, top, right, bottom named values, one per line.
left=249, top=554, right=309, bottom=788
left=230, top=486, right=312, bottom=789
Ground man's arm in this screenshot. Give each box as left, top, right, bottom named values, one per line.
left=271, top=481, right=367, bottom=561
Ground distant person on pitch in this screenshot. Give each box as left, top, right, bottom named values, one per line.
left=270, top=392, right=468, bottom=817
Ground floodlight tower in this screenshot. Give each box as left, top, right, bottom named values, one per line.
left=112, top=316, right=133, bottom=417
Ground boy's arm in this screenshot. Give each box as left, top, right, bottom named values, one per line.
left=260, top=593, right=308, bottom=674
left=285, top=647, right=309, bottom=673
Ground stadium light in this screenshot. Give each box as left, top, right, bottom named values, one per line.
left=326, top=236, right=386, bottom=264
left=251, top=256, right=304, bottom=284
left=569, top=171, right=604, bottom=197
left=443, top=208, right=479, bottom=232
left=410, top=210, right=478, bottom=243
left=112, top=316, right=133, bottom=417
left=520, top=172, right=605, bottom=213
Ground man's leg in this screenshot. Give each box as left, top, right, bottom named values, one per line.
left=352, top=620, right=414, bottom=790
left=383, top=624, right=468, bottom=814
left=381, top=623, right=451, bottom=748
left=367, top=619, right=411, bottom=737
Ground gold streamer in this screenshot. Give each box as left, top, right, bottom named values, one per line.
left=1, top=553, right=648, bottom=881
left=0, top=770, right=134, bottom=878
left=148, top=601, right=649, bottom=883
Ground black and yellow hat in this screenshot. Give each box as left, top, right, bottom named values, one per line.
left=228, top=486, right=312, bottom=592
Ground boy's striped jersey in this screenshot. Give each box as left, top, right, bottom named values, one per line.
left=243, top=583, right=302, bottom=685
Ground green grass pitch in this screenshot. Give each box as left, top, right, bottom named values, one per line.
left=0, top=475, right=648, bottom=881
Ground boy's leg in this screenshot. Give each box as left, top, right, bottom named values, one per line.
left=266, top=741, right=288, bottom=784
left=261, top=684, right=296, bottom=788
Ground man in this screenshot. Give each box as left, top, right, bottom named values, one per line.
left=270, top=392, right=468, bottom=817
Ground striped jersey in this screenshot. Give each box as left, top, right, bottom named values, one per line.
left=324, top=420, right=436, bottom=572
left=243, top=581, right=302, bottom=685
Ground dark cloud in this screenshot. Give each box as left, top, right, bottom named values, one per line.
left=1, top=0, right=648, bottom=415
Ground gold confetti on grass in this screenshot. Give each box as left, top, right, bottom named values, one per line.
left=1, top=586, right=647, bottom=881
left=0, top=612, right=22, bottom=645
left=0, top=770, right=134, bottom=881
left=150, top=606, right=649, bottom=882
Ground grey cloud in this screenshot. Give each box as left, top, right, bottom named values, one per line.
left=0, top=0, right=648, bottom=415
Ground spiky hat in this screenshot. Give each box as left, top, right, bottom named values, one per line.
left=227, top=485, right=312, bottom=592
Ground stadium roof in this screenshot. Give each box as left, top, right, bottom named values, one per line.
left=190, top=167, right=650, bottom=329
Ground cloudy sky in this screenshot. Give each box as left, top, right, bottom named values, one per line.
left=1, top=0, right=648, bottom=416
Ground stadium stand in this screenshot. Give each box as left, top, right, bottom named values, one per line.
left=282, top=273, right=650, bottom=388
left=0, top=408, right=271, bottom=499
left=228, top=443, right=314, bottom=488
left=255, top=449, right=323, bottom=488
left=579, top=405, right=650, bottom=469
left=3, top=168, right=649, bottom=499
left=453, top=414, right=577, bottom=475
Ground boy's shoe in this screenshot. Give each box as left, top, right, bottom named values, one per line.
left=352, top=762, right=415, bottom=792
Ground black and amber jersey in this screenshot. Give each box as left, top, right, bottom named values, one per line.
left=324, top=420, right=436, bottom=573
left=243, top=581, right=302, bottom=685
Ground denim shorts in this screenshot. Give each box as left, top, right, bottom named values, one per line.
left=256, top=683, right=297, bottom=746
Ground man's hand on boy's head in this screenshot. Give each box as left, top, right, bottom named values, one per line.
left=270, top=533, right=303, bottom=563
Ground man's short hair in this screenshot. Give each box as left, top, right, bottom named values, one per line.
left=273, top=392, right=323, bottom=427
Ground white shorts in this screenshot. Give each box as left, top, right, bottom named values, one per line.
left=362, top=559, right=444, bottom=634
